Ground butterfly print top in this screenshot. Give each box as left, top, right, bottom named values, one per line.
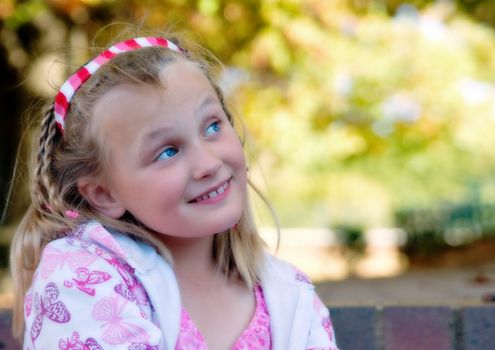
left=23, top=221, right=340, bottom=350
left=23, top=223, right=162, bottom=349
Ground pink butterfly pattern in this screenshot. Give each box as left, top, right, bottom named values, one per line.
left=25, top=292, right=33, bottom=317
left=322, top=317, right=335, bottom=342
left=58, top=331, right=104, bottom=350
left=92, top=295, right=149, bottom=345
left=294, top=267, right=312, bottom=284
left=24, top=223, right=162, bottom=349
left=95, top=249, right=150, bottom=308
left=40, top=245, right=98, bottom=279
left=313, top=295, right=336, bottom=344
left=128, top=343, right=159, bottom=350
left=88, top=225, right=127, bottom=258
left=114, top=275, right=150, bottom=308
left=31, top=282, right=71, bottom=341
left=64, top=267, right=112, bottom=296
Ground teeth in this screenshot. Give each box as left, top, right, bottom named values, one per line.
left=195, top=181, right=228, bottom=202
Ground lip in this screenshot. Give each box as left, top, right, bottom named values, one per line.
left=189, top=178, right=231, bottom=204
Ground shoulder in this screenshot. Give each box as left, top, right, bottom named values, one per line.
left=263, top=256, right=340, bottom=349
left=36, top=221, right=127, bottom=276
left=38, top=220, right=159, bottom=274
left=34, top=221, right=157, bottom=298
left=262, top=253, right=315, bottom=289
left=25, top=224, right=161, bottom=348
left=31, top=222, right=155, bottom=314
left=36, top=234, right=102, bottom=282
left=33, top=231, right=139, bottom=301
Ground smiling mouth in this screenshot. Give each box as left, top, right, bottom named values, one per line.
left=190, top=180, right=230, bottom=203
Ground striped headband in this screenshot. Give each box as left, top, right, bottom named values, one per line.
left=53, top=37, right=181, bottom=132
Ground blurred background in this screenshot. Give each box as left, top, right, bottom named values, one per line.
left=1, top=0, right=495, bottom=306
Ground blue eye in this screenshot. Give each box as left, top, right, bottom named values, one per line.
left=205, top=121, right=221, bottom=136
left=156, top=147, right=178, bottom=161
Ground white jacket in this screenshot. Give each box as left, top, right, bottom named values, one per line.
left=23, top=221, right=340, bottom=350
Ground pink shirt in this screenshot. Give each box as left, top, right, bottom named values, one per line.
left=175, top=284, right=271, bottom=349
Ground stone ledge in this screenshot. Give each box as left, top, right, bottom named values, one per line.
left=1, top=306, right=495, bottom=349
left=330, top=305, right=495, bottom=350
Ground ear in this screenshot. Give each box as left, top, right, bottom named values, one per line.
left=77, top=176, right=125, bottom=219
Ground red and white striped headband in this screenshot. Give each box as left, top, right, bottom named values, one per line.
left=53, top=37, right=181, bottom=132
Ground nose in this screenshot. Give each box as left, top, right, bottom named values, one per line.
left=190, top=143, right=222, bottom=180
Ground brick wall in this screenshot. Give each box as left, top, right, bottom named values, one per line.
left=0, top=311, right=18, bottom=349
left=1, top=306, right=494, bottom=349
left=331, top=305, right=495, bottom=350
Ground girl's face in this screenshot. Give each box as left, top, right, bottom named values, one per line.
left=89, top=59, right=247, bottom=239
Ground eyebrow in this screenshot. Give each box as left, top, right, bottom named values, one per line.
left=137, top=126, right=174, bottom=158
left=196, top=94, right=221, bottom=113
left=137, top=94, right=221, bottom=154
left=141, top=126, right=173, bottom=144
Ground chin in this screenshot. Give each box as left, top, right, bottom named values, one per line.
left=204, top=213, right=243, bottom=236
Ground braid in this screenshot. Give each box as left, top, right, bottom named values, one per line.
left=33, top=105, right=62, bottom=213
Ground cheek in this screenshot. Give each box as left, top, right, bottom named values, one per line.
left=150, top=168, right=188, bottom=201
left=161, top=182, right=185, bottom=204
left=229, top=137, right=247, bottom=171
left=233, top=154, right=248, bottom=193
left=232, top=146, right=248, bottom=195
left=236, top=150, right=247, bottom=173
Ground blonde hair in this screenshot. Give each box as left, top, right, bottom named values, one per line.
left=10, top=31, right=272, bottom=338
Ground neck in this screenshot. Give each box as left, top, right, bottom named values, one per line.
left=160, top=234, right=217, bottom=277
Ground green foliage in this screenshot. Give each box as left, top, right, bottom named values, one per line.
left=235, top=1, right=495, bottom=228
left=3, top=0, right=47, bottom=29
left=3, top=0, right=495, bottom=230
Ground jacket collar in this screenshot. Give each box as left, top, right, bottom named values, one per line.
left=79, top=220, right=160, bottom=273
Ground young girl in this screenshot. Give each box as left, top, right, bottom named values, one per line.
left=10, top=32, right=340, bottom=350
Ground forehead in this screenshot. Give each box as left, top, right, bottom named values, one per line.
left=91, top=59, right=218, bottom=145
